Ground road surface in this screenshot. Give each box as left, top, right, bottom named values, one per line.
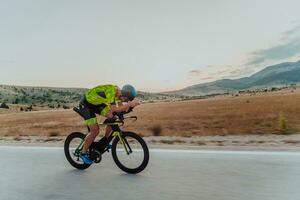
left=1, top=146, right=300, bottom=200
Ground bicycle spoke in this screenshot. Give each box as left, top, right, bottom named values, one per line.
left=123, top=137, right=133, bottom=154
left=115, top=136, right=144, bottom=169
left=69, top=137, right=85, bottom=164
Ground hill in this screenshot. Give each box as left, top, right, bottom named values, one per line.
left=0, top=85, right=183, bottom=108
left=166, top=60, right=300, bottom=96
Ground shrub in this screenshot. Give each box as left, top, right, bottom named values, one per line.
left=278, top=113, right=288, bottom=134
left=13, top=98, right=19, bottom=104
left=26, top=105, right=33, bottom=111
left=44, top=138, right=63, bottom=142
left=0, top=102, right=9, bottom=109
left=150, top=125, right=162, bottom=136
left=160, top=140, right=174, bottom=144
left=13, top=136, right=21, bottom=141
left=48, top=132, right=60, bottom=137
left=63, top=105, right=70, bottom=109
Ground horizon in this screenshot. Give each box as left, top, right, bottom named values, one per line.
left=1, top=0, right=300, bottom=92
left=2, top=58, right=299, bottom=93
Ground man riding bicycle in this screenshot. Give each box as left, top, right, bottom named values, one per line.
left=78, top=84, right=140, bottom=164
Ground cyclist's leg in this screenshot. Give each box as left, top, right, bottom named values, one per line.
left=82, top=123, right=99, bottom=153
left=78, top=101, right=100, bottom=153
left=96, top=118, right=114, bottom=151
left=105, top=126, right=112, bottom=138
left=103, top=118, right=116, bottom=138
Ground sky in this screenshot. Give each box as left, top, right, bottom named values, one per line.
left=1, top=0, right=300, bottom=92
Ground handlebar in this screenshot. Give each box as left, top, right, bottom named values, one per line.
left=113, top=107, right=137, bottom=122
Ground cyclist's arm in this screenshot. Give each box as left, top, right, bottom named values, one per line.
left=111, top=104, right=131, bottom=113
left=105, top=101, right=140, bottom=118
left=100, top=103, right=129, bottom=118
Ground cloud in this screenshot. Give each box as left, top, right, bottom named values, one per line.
left=188, top=69, right=203, bottom=76
left=281, top=25, right=300, bottom=40
left=201, top=76, right=215, bottom=81
left=187, top=65, right=236, bottom=83
left=246, top=39, right=300, bottom=66
left=222, top=67, right=256, bottom=79
left=246, top=24, right=300, bottom=66
left=217, top=68, right=232, bottom=74
left=186, top=24, right=300, bottom=85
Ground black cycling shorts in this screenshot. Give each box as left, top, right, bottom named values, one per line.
left=78, top=98, right=106, bottom=125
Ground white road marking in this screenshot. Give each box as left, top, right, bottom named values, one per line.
left=0, top=145, right=300, bottom=155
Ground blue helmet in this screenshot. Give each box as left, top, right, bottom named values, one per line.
left=121, top=84, right=137, bottom=101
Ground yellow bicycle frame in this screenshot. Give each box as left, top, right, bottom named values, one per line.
left=113, top=131, right=129, bottom=154
left=75, top=122, right=130, bottom=154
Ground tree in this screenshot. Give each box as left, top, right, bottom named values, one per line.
left=63, top=105, right=70, bottom=109
left=27, top=105, right=33, bottom=111
left=0, top=103, right=9, bottom=109
left=13, top=98, right=20, bottom=104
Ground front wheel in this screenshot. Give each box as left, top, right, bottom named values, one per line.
left=111, top=131, right=149, bottom=174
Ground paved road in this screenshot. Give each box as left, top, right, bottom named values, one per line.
left=1, top=146, right=300, bottom=200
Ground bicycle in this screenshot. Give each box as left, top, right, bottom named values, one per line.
left=64, top=107, right=149, bottom=174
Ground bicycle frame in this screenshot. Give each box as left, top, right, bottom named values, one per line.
left=112, top=131, right=132, bottom=155
left=74, top=121, right=131, bottom=156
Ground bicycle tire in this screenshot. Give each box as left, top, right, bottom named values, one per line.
left=64, top=132, right=91, bottom=170
left=111, top=131, right=149, bottom=174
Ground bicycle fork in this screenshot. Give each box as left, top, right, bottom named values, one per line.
left=113, top=131, right=132, bottom=155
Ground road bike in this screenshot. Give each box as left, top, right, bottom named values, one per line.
left=64, top=107, right=149, bottom=174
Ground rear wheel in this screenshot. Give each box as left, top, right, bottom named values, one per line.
left=64, top=132, right=91, bottom=170
left=111, top=131, right=149, bottom=174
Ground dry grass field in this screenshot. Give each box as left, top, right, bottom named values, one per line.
left=0, top=90, right=300, bottom=138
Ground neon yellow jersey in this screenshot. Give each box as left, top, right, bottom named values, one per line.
left=85, top=84, right=120, bottom=116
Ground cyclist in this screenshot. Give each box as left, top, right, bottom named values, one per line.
left=78, top=84, right=140, bottom=164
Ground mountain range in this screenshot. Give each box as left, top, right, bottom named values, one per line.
left=166, top=60, right=300, bottom=96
